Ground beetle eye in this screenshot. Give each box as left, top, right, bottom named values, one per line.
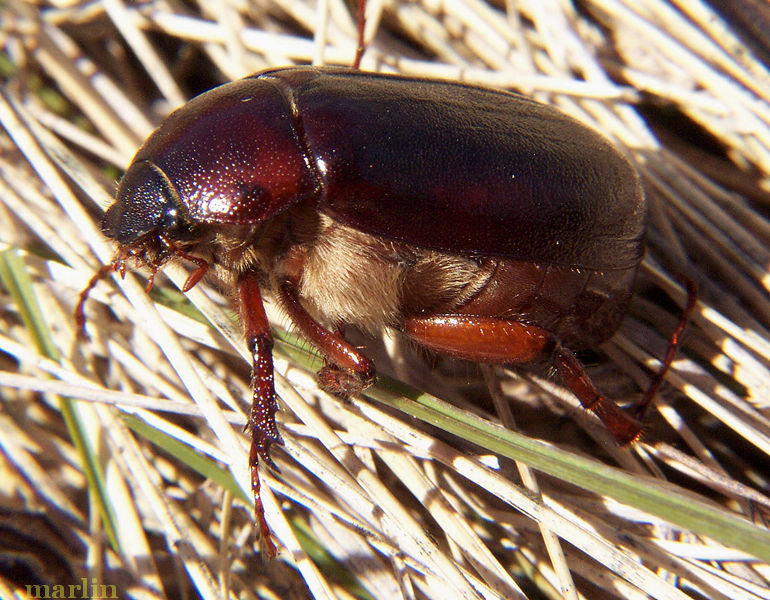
left=160, top=204, right=197, bottom=242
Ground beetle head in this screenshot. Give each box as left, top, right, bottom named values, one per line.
left=75, top=158, right=209, bottom=335
left=77, top=75, right=319, bottom=333
left=100, top=157, right=207, bottom=292
left=103, top=159, right=192, bottom=247
left=74, top=156, right=210, bottom=337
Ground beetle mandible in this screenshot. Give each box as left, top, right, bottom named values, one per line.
left=80, top=66, right=652, bottom=555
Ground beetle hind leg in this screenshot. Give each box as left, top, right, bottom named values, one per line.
left=401, top=314, right=643, bottom=445
left=552, top=345, right=642, bottom=444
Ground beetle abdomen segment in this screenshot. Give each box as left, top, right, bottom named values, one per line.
left=280, top=214, right=635, bottom=349
left=454, top=258, right=639, bottom=348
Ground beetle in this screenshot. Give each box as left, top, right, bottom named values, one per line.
left=80, top=65, right=653, bottom=555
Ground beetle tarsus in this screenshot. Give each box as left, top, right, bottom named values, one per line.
left=630, top=277, right=697, bottom=423
left=246, top=354, right=282, bottom=556
left=278, top=279, right=377, bottom=391
left=74, top=262, right=122, bottom=339
left=554, top=346, right=642, bottom=445
left=249, top=442, right=278, bottom=558
left=317, top=363, right=374, bottom=397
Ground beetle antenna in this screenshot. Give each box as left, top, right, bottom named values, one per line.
left=352, top=0, right=366, bottom=69
left=180, top=255, right=209, bottom=292
left=632, top=276, right=697, bottom=422
left=75, top=262, right=120, bottom=337
left=145, top=267, right=158, bottom=293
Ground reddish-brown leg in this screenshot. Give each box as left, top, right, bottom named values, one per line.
left=75, top=262, right=120, bottom=334
left=236, top=271, right=282, bottom=557
left=401, top=315, right=643, bottom=444
left=353, top=0, right=366, bottom=69
left=277, top=279, right=376, bottom=395
left=553, top=347, right=642, bottom=444
left=630, top=277, right=697, bottom=423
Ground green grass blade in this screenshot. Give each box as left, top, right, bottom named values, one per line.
left=368, top=376, right=770, bottom=563
left=121, top=413, right=247, bottom=502
left=273, top=331, right=770, bottom=563
left=0, top=248, right=120, bottom=551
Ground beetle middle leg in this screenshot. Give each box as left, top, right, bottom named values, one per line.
left=277, top=278, right=376, bottom=396
left=401, top=314, right=643, bottom=444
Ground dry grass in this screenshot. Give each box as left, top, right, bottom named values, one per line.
left=1, top=0, right=770, bottom=599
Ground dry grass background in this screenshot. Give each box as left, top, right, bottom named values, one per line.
left=1, top=0, right=770, bottom=599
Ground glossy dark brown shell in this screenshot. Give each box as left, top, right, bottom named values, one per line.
left=108, top=66, right=646, bottom=272
left=261, top=67, right=646, bottom=271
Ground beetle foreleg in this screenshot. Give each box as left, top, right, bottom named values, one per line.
left=277, top=279, right=376, bottom=396
left=401, top=315, right=642, bottom=444
left=236, top=271, right=282, bottom=557
left=74, top=262, right=122, bottom=335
